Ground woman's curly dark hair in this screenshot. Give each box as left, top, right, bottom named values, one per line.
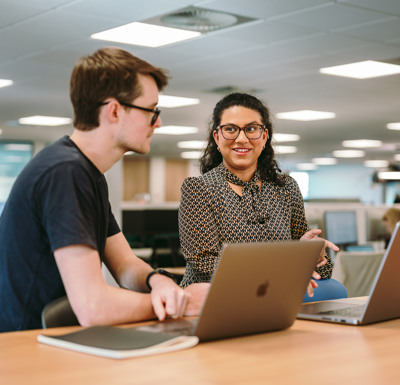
left=199, top=93, right=285, bottom=186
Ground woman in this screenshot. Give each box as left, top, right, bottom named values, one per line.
left=179, top=93, right=337, bottom=296
left=382, top=207, right=400, bottom=248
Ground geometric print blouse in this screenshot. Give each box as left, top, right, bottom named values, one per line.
left=178, top=163, right=332, bottom=288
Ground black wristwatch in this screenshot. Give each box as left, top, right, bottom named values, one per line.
left=146, top=268, right=177, bottom=290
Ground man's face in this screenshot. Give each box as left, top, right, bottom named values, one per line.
left=116, top=74, right=161, bottom=155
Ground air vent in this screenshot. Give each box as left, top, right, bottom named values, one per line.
left=207, top=85, right=264, bottom=94
left=145, top=6, right=259, bottom=34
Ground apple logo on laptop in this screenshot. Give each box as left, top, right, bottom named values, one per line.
left=256, top=280, right=270, bottom=297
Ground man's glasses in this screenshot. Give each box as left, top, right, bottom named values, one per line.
left=217, top=123, right=266, bottom=140
left=99, top=101, right=161, bottom=126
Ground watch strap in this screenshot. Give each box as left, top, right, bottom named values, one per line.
left=146, top=268, right=177, bottom=290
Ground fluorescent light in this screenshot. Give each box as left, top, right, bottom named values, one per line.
left=378, top=171, right=400, bottom=180
left=342, top=139, right=382, bottom=148
left=0, top=79, right=13, bottom=88
left=158, top=95, right=200, bottom=108
left=320, top=60, right=400, bottom=79
left=4, top=143, right=32, bottom=151
left=297, top=163, right=317, bottom=171
left=273, top=145, right=297, bottom=154
left=154, top=126, right=199, bottom=135
left=275, top=110, right=335, bottom=121
left=18, top=115, right=72, bottom=126
left=364, top=160, right=389, bottom=168
left=312, top=157, right=337, bottom=165
left=181, top=151, right=202, bottom=159
left=91, top=22, right=201, bottom=48
left=273, top=133, right=300, bottom=142
left=387, top=122, right=400, bottom=130
left=333, top=150, right=365, bottom=158
left=177, top=141, right=207, bottom=149
left=394, top=154, right=400, bottom=161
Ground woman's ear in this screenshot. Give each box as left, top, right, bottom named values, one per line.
left=213, top=129, right=220, bottom=146
left=263, top=129, right=269, bottom=144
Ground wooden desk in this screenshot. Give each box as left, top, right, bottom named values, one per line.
left=1, top=319, right=400, bottom=384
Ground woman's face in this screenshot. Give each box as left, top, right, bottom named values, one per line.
left=213, top=106, right=268, bottom=178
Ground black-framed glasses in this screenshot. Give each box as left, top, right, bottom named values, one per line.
left=99, top=101, right=161, bottom=126
left=217, top=123, right=266, bottom=140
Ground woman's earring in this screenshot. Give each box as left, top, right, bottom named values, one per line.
left=217, top=147, right=221, bottom=152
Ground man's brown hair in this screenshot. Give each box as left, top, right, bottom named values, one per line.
left=70, top=47, right=169, bottom=131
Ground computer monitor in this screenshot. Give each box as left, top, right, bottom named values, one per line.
left=324, top=210, right=358, bottom=248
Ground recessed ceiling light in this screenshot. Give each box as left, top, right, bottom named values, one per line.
left=18, top=116, right=72, bottom=126
left=158, top=95, right=200, bottom=108
left=320, top=60, right=400, bottom=79
left=177, top=140, right=207, bottom=149
left=378, top=171, right=400, bottom=180
left=275, top=110, right=335, bottom=121
left=273, top=133, right=300, bottom=142
left=387, top=122, right=400, bottom=130
left=364, top=160, right=389, bottom=168
left=342, top=139, right=382, bottom=148
left=0, top=79, right=13, bottom=88
left=333, top=150, right=365, bottom=158
left=312, top=157, right=337, bottom=165
left=297, top=163, right=317, bottom=170
left=273, top=145, right=297, bottom=154
left=154, top=126, right=199, bottom=135
left=181, top=151, right=202, bottom=159
left=91, top=22, right=201, bottom=48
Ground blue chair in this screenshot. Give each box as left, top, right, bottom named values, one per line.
left=303, top=278, right=347, bottom=303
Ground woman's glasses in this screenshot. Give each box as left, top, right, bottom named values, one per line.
left=217, top=123, right=265, bottom=140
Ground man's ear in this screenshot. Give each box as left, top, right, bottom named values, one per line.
left=102, top=100, right=120, bottom=123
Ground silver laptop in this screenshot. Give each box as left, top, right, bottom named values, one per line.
left=139, top=240, right=324, bottom=341
left=298, top=221, right=400, bottom=325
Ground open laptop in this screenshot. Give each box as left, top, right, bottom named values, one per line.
left=138, top=240, right=324, bottom=342
left=297, top=221, right=400, bottom=325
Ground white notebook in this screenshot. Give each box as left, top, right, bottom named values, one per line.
left=38, top=325, right=198, bottom=359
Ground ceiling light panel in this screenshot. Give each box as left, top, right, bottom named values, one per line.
left=91, top=22, right=201, bottom=48
left=342, top=139, right=382, bottom=148
left=0, top=79, right=13, bottom=88
left=273, top=133, right=300, bottom=142
left=312, top=158, right=338, bottom=165
left=387, top=122, right=400, bottom=130
left=177, top=141, right=207, bottom=149
left=333, top=150, right=365, bottom=158
left=181, top=151, right=202, bottom=159
left=158, top=95, right=200, bottom=108
left=275, top=110, right=336, bottom=121
left=364, top=160, right=389, bottom=168
left=320, top=60, right=400, bottom=79
left=18, top=116, right=72, bottom=126
left=154, top=126, right=199, bottom=135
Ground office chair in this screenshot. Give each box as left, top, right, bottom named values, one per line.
left=303, top=278, right=348, bottom=303
left=41, top=296, right=80, bottom=328
left=332, top=250, right=385, bottom=297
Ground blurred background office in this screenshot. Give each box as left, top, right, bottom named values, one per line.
left=1, top=0, right=400, bottom=261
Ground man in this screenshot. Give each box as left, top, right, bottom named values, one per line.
left=0, top=47, right=199, bottom=332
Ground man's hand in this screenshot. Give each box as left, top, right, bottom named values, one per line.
left=149, top=274, right=190, bottom=321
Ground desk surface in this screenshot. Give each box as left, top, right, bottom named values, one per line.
left=2, top=318, right=400, bottom=385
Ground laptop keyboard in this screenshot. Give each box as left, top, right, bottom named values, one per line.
left=319, top=305, right=365, bottom=317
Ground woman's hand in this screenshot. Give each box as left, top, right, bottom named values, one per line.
left=300, top=228, right=339, bottom=267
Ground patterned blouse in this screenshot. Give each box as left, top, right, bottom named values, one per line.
left=178, top=163, right=332, bottom=287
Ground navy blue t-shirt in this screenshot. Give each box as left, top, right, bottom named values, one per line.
left=0, top=136, right=120, bottom=332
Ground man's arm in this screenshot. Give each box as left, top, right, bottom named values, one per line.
left=54, top=233, right=189, bottom=326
